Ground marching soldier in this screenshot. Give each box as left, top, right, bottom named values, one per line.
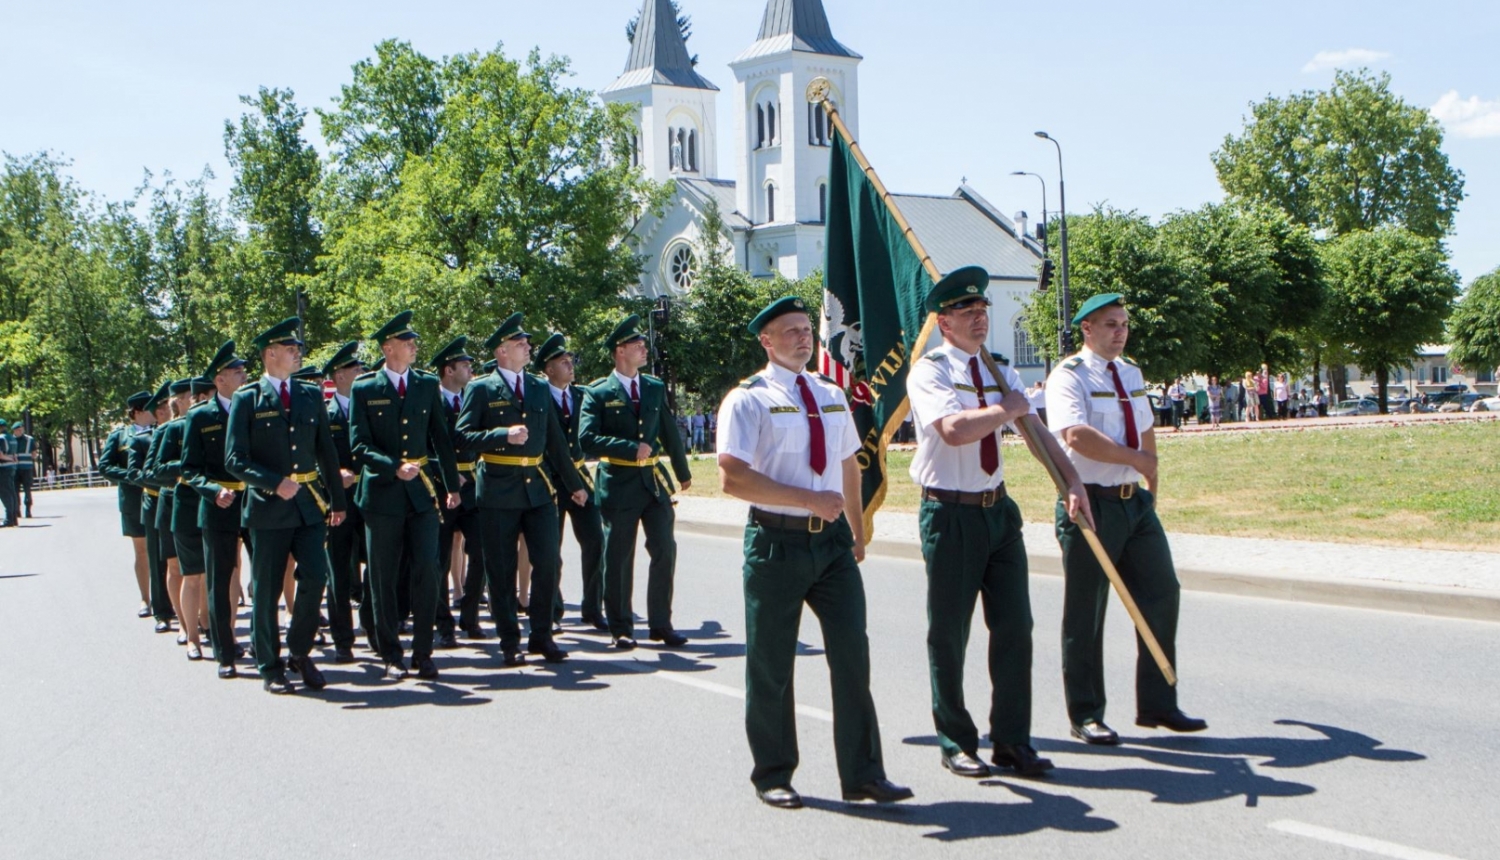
left=11, top=421, right=37, bottom=518
left=100, top=390, right=156, bottom=617
left=578, top=314, right=693, bottom=649
left=906, top=267, right=1092, bottom=778
left=455, top=313, right=586, bottom=666
left=429, top=336, right=485, bottom=642
left=226, top=318, right=348, bottom=694
left=322, top=341, right=370, bottom=663
left=349, top=311, right=461, bottom=681
left=0, top=419, right=16, bottom=528
left=183, top=342, right=252, bottom=678
left=534, top=333, right=606, bottom=631
left=153, top=377, right=218, bottom=660
left=145, top=379, right=196, bottom=640
left=716, top=296, right=912, bottom=809
left=131, top=381, right=174, bottom=632
left=1046, top=293, right=1208, bottom=744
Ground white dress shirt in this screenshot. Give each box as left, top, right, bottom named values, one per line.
left=382, top=367, right=409, bottom=392
left=1044, top=347, right=1153, bottom=486
left=906, top=342, right=1031, bottom=491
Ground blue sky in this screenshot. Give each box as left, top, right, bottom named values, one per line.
left=3, top=0, right=1496, bottom=285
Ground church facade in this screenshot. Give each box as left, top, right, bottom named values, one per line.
left=603, top=0, right=1052, bottom=384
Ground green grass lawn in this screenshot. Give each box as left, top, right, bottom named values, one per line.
left=681, top=421, right=1500, bottom=551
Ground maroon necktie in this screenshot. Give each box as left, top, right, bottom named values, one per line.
left=630, top=379, right=640, bottom=415
left=1107, top=361, right=1140, bottom=450
left=279, top=380, right=291, bottom=413
left=451, top=394, right=460, bottom=415
left=967, top=357, right=999, bottom=475
left=561, top=390, right=571, bottom=421
left=396, top=376, right=406, bottom=398
left=514, top=373, right=523, bottom=400
left=795, top=376, right=826, bottom=475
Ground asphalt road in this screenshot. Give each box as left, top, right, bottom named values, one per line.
left=2, top=489, right=1495, bottom=860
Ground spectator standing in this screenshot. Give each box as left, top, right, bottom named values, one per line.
left=1206, top=376, right=1223, bottom=429
left=1026, top=380, right=1049, bottom=428
left=1167, top=377, right=1187, bottom=432
left=1243, top=372, right=1259, bottom=421
left=690, top=410, right=707, bottom=453
left=1274, top=374, right=1290, bottom=420
left=1257, top=365, right=1272, bottom=420
left=1315, top=388, right=1328, bottom=417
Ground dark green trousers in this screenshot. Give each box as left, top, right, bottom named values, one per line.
left=365, top=508, right=441, bottom=665
left=325, top=507, right=365, bottom=650
left=1055, top=489, right=1179, bottom=725
left=601, top=497, right=675, bottom=637
left=203, top=527, right=246, bottom=666
left=552, top=492, right=604, bottom=623
left=479, top=503, right=560, bottom=650
left=248, top=523, right=330, bottom=679
left=0, top=469, right=16, bottom=524
left=142, top=497, right=173, bottom=622
left=743, top=516, right=886, bottom=793
left=919, top=495, right=1033, bottom=756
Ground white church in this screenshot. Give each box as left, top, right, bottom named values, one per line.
left=602, top=0, right=1052, bottom=384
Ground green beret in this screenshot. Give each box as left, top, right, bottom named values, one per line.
left=483, top=313, right=530, bottom=352
left=747, top=296, right=812, bottom=335
left=532, top=333, right=569, bottom=370
left=127, top=390, right=154, bottom=412
left=204, top=340, right=246, bottom=378
left=291, top=365, right=325, bottom=383
left=605, top=314, right=647, bottom=350
left=430, top=336, right=473, bottom=370
left=927, top=266, right=992, bottom=313
left=169, top=377, right=195, bottom=395
left=1072, top=293, right=1125, bottom=326
left=252, top=318, right=304, bottom=351
left=144, top=380, right=173, bottom=412
left=322, top=341, right=363, bottom=377
left=371, top=310, right=418, bottom=343
left=190, top=377, right=216, bottom=395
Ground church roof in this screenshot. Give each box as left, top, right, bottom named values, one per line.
left=890, top=186, right=1043, bottom=282
left=734, top=0, right=862, bottom=63
left=604, top=0, right=719, bottom=94
left=677, top=178, right=753, bottom=230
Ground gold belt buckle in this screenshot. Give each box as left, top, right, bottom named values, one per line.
left=1120, top=483, right=1135, bottom=500
left=808, top=516, right=825, bottom=534
left=981, top=489, right=996, bottom=508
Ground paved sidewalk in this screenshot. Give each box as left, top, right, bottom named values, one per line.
left=674, top=495, right=1500, bottom=623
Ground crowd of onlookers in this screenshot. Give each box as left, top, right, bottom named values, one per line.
left=674, top=408, right=717, bottom=455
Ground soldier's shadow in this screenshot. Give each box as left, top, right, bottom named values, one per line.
left=804, top=782, right=1117, bottom=841
left=1127, top=719, right=1425, bottom=768
left=0, top=573, right=41, bottom=580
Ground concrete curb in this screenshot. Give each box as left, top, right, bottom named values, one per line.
left=674, top=518, right=1500, bottom=624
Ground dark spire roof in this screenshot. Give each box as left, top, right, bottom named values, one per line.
left=605, top=0, right=718, bottom=93
left=755, top=0, right=860, bottom=58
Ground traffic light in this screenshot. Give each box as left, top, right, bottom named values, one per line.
left=1036, top=258, right=1055, bottom=292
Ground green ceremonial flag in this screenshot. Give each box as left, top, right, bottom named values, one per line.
left=819, top=130, right=934, bottom=531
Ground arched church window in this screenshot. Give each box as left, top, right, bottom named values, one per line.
left=687, top=129, right=697, bottom=172
left=1013, top=317, right=1042, bottom=367
left=767, top=183, right=776, bottom=223
left=756, top=106, right=765, bottom=150
left=669, top=245, right=697, bottom=290
left=818, top=183, right=827, bottom=223
left=669, top=128, right=682, bottom=172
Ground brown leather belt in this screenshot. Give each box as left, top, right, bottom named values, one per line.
left=921, top=484, right=1006, bottom=507
left=1085, top=482, right=1139, bottom=500
left=750, top=508, right=832, bottom=534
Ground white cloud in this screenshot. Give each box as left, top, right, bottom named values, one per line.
left=1301, top=48, right=1391, bottom=73
left=1430, top=91, right=1500, bottom=139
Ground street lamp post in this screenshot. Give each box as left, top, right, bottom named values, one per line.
left=1009, top=171, right=1049, bottom=257
left=1035, top=131, right=1072, bottom=356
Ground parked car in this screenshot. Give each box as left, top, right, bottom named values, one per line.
left=1327, top=398, right=1380, bottom=417
left=1457, top=393, right=1485, bottom=412
left=1387, top=397, right=1431, bottom=414
left=1474, top=395, right=1500, bottom=412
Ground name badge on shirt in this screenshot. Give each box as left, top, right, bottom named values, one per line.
left=1090, top=392, right=1115, bottom=398
left=821, top=404, right=847, bottom=413
left=255, top=410, right=280, bottom=418
left=1130, top=389, right=1147, bottom=398
left=489, top=400, right=511, bottom=408
left=954, top=383, right=978, bottom=393
left=200, top=424, right=224, bottom=433
left=369, top=399, right=392, bottom=406
left=605, top=400, right=626, bottom=408
left=768, top=406, right=800, bottom=414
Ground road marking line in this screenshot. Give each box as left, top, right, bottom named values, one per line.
left=1269, top=820, right=1467, bottom=860
left=617, top=658, right=834, bottom=722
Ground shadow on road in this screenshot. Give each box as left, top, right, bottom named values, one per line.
left=1129, top=719, right=1426, bottom=768
left=804, top=781, right=1117, bottom=841
left=0, top=573, right=41, bottom=580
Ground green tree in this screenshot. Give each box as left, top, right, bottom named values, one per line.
left=1321, top=228, right=1459, bottom=411
left=1446, top=267, right=1500, bottom=379
left=1158, top=202, right=1324, bottom=377
left=140, top=171, right=237, bottom=372
left=1214, top=69, right=1465, bottom=240
left=1021, top=207, right=1210, bottom=381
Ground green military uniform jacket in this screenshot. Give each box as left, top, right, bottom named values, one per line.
left=326, top=393, right=361, bottom=503
left=348, top=368, right=460, bottom=517
left=100, top=427, right=144, bottom=522
left=182, top=396, right=244, bottom=532
left=432, top=389, right=478, bottom=511
left=144, top=419, right=180, bottom=530
left=543, top=382, right=594, bottom=496
left=578, top=373, right=691, bottom=509
left=147, top=416, right=201, bottom=533
left=125, top=426, right=156, bottom=520
left=225, top=377, right=347, bottom=530
left=455, top=369, right=584, bottom=509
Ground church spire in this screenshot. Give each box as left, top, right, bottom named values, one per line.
left=754, top=0, right=861, bottom=58
left=604, top=0, right=718, bottom=93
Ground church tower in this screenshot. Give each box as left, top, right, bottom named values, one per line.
left=601, top=0, right=719, bottom=184
left=730, top=0, right=861, bottom=278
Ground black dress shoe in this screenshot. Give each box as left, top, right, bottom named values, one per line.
left=137, top=606, right=152, bottom=618
left=941, top=751, right=990, bottom=778
left=756, top=785, right=803, bottom=809
left=263, top=674, right=296, bottom=694
left=527, top=639, right=569, bottom=663
left=842, top=778, right=914, bottom=803
left=1136, top=710, right=1208, bottom=732
left=991, top=743, right=1055, bottom=776
left=501, top=648, right=526, bottom=667
left=612, top=635, right=637, bottom=651
left=289, top=656, right=326, bottom=690
left=1071, top=720, right=1120, bottom=745
left=581, top=613, right=609, bottom=631
left=333, top=646, right=356, bottom=664
left=435, top=631, right=459, bottom=650
left=154, top=621, right=171, bottom=634
left=460, top=623, right=489, bottom=640
left=414, top=656, right=439, bottom=680
left=217, top=664, right=237, bottom=680
left=383, top=661, right=409, bottom=681
left=649, top=627, right=688, bottom=647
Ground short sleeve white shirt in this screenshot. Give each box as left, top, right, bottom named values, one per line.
left=1044, top=347, right=1153, bottom=486
left=715, top=362, right=859, bottom=517
left=906, top=343, right=1031, bottom=491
